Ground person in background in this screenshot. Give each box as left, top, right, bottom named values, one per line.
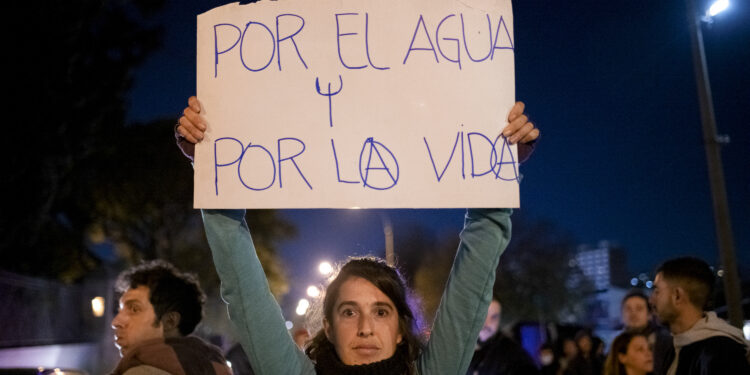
left=538, top=342, right=560, bottom=375
left=649, top=256, right=750, bottom=375
left=110, top=260, right=231, bottom=375
left=620, top=290, right=671, bottom=374
left=293, top=328, right=312, bottom=349
left=603, top=331, right=653, bottom=375
left=466, top=295, right=540, bottom=375
left=564, top=330, right=603, bottom=375
left=558, top=337, right=579, bottom=375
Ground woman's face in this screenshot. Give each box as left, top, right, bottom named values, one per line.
left=618, top=336, right=653, bottom=374
left=563, top=339, right=578, bottom=358
left=324, top=276, right=403, bottom=365
left=577, top=335, right=592, bottom=354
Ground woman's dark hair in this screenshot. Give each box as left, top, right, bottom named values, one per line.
left=115, top=259, right=206, bottom=335
left=603, top=331, right=648, bottom=375
left=305, top=256, right=424, bottom=374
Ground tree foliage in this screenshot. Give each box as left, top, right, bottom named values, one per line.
left=493, top=214, right=593, bottom=325
left=393, top=224, right=448, bottom=324
left=404, top=213, right=592, bottom=326
left=4, top=0, right=167, bottom=279
left=88, top=119, right=294, bottom=297
left=2, top=1, right=293, bottom=299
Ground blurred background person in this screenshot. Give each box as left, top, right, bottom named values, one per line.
left=558, top=337, right=579, bottom=375
left=538, top=342, right=560, bottom=375
left=565, top=330, right=603, bottom=375
left=603, top=331, right=653, bottom=375
left=467, top=295, right=539, bottom=375
left=620, top=290, right=671, bottom=374
left=293, top=328, right=311, bottom=349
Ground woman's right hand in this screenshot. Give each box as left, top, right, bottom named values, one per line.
left=177, top=96, right=207, bottom=144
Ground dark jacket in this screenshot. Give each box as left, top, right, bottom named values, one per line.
left=110, top=336, right=232, bottom=375
left=563, top=354, right=602, bottom=375
left=661, top=336, right=750, bottom=375
left=467, top=332, right=540, bottom=375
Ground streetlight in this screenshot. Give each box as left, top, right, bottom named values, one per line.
left=296, top=298, right=310, bottom=316
left=318, top=261, right=333, bottom=276
left=307, top=285, right=321, bottom=298
left=685, top=0, right=743, bottom=328
left=91, top=296, right=105, bottom=317
left=707, top=0, right=729, bottom=18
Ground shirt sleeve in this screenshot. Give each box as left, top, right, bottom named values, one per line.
left=417, top=208, right=512, bottom=375
left=201, top=209, right=316, bottom=375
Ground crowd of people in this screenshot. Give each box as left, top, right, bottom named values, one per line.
left=101, top=97, right=749, bottom=374
left=107, top=255, right=749, bottom=375
left=464, top=257, right=750, bottom=375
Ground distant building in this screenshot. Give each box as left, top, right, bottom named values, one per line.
left=575, top=241, right=628, bottom=292
left=573, top=241, right=631, bottom=330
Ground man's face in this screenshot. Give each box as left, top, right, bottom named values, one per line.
left=622, top=296, right=650, bottom=330
left=649, top=273, right=678, bottom=325
left=325, top=277, right=403, bottom=365
left=111, top=285, right=164, bottom=357
left=478, top=300, right=501, bottom=343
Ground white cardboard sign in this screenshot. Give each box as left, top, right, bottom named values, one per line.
left=194, top=0, right=518, bottom=208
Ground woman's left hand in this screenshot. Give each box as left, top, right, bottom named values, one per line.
left=502, top=101, right=540, bottom=144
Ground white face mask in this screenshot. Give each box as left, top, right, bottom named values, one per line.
left=540, top=353, right=554, bottom=366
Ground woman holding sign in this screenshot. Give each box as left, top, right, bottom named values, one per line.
left=178, top=97, right=539, bottom=375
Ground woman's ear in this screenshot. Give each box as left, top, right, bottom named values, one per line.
left=617, top=352, right=627, bottom=366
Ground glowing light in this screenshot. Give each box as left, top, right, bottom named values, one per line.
left=285, top=320, right=294, bottom=330
left=717, top=269, right=725, bottom=277
left=307, top=285, right=321, bottom=298
left=630, top=278, right=639, bottom=286
left=319, top=261, right=333, bottom=276
left=646, top=281, right=654, bottom=289
left=743, top=321, right=750, bottom=340
left=91, top=296, right=105, bottom=317
left=296, top=298, right=310, bottom=316
left=708, top=0, right=729, bottom=17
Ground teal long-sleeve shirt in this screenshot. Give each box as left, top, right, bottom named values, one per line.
left=202, top=208, right=511, bottom=375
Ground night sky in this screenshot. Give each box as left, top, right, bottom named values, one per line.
left=127, top=0, right=749, bottom=313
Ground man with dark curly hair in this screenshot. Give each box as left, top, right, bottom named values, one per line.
left=110, top=260, right=231, bottom=375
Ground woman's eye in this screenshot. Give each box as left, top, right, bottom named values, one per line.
left=376, top=309, right=388, bottom=317
left=342, top=309, right=355, bottom=317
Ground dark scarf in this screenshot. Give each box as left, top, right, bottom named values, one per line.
left=314, top=344, right=410, bottom=375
